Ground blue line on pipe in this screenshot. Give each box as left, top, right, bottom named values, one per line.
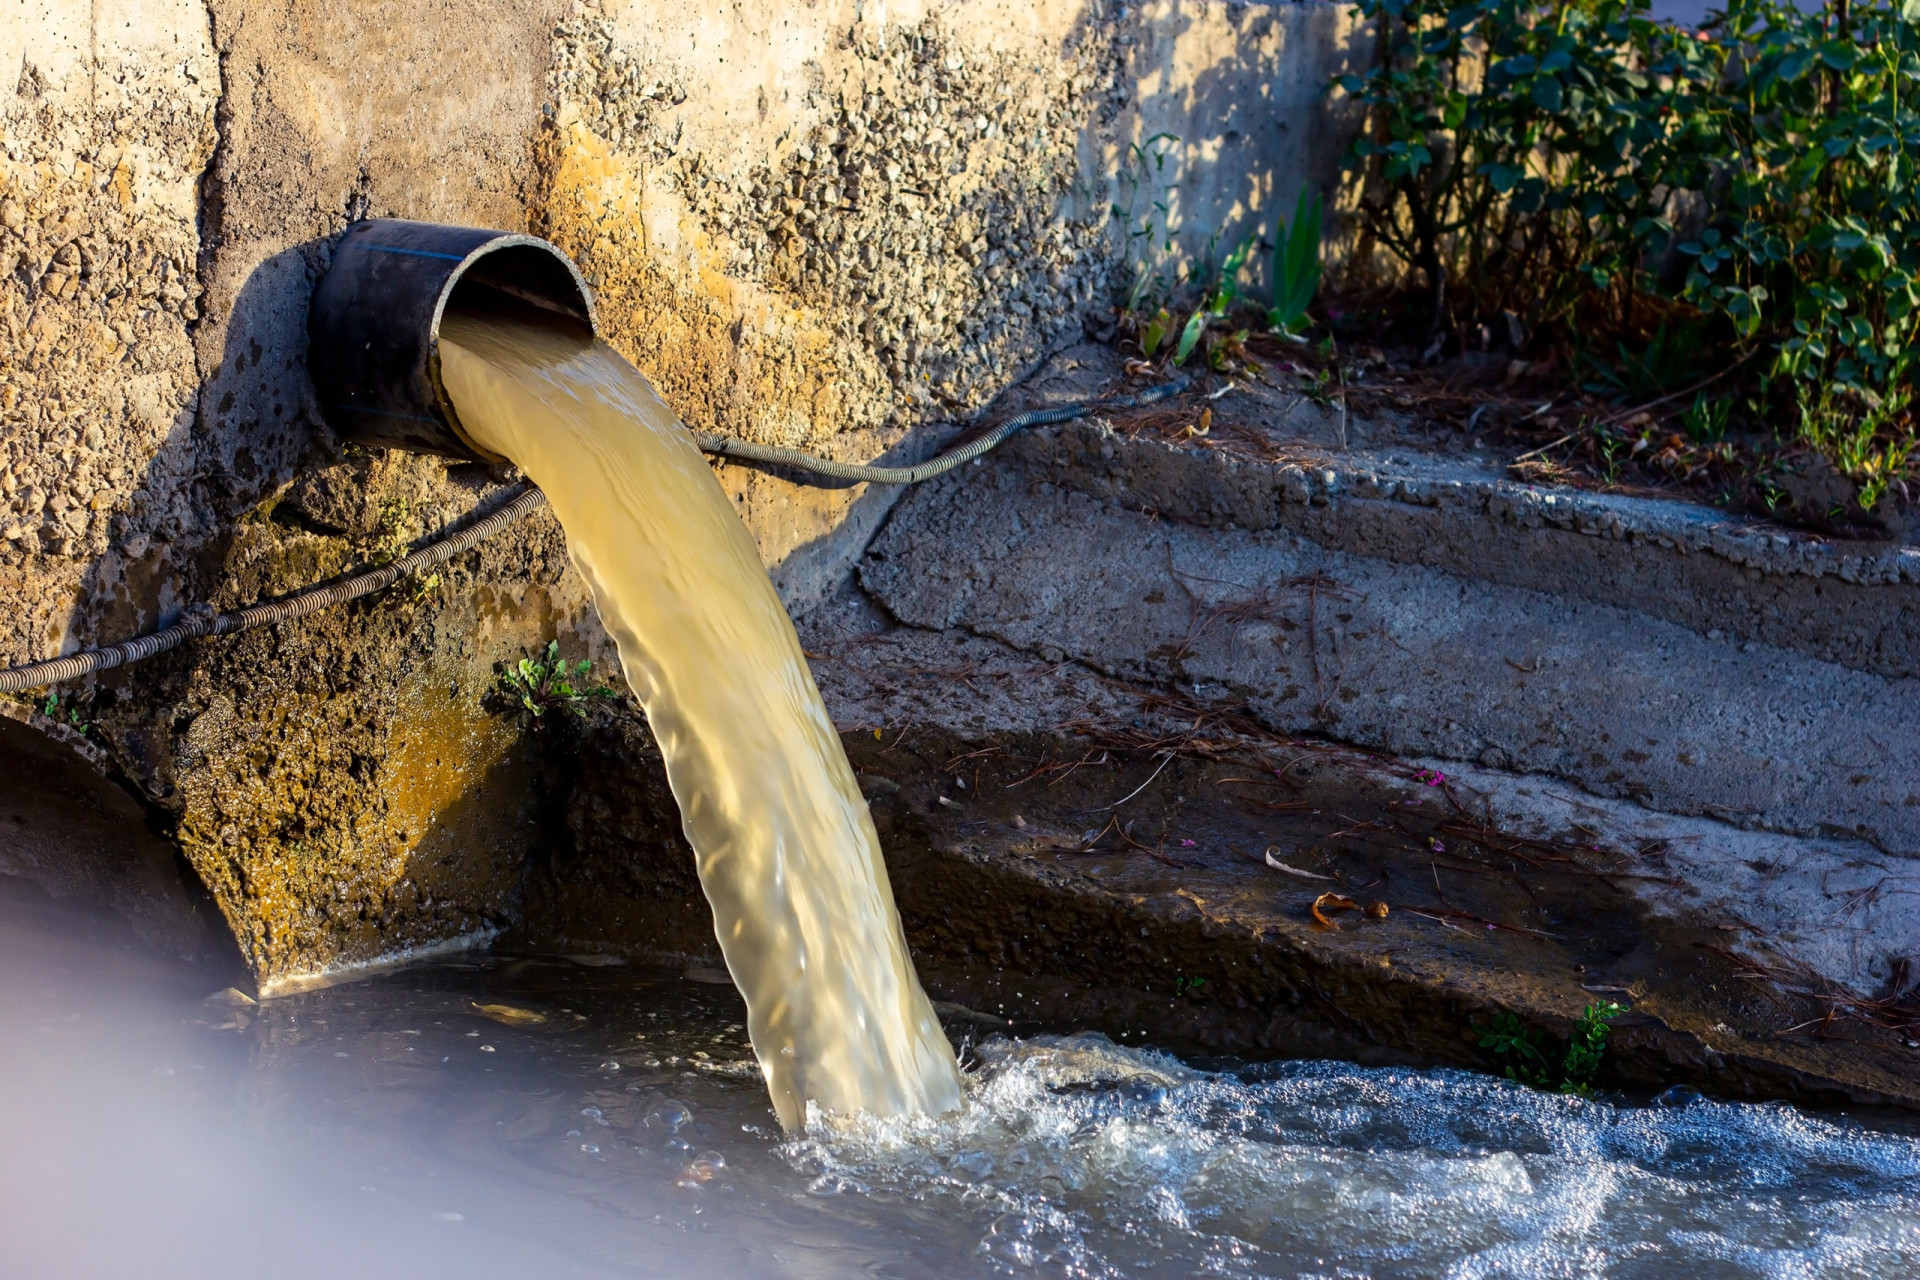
left=365, top=245, right=468, bottom=262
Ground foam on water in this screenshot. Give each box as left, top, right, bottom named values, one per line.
left=785, top=1033, right=1920, bottom=1279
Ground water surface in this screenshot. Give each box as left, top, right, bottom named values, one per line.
left=2, top=882, right=1915, bottom=1279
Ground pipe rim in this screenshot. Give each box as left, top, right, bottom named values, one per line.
left=421, top=232, right=598, bottom=463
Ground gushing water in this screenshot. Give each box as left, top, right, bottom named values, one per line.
left=2, top=877, right=1915, bottom=1278
left=436, top=308, right=962, bottom=1129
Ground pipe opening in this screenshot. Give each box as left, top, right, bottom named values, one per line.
left=308, top=219, right=597, bottom=461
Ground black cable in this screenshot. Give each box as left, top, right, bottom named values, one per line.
left=0, top=377, right=1189, bottom=694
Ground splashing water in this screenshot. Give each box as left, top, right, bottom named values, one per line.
left=786, top=1032, right=1920, bottom=1278
left=437, top=308, right=962, bottom=1129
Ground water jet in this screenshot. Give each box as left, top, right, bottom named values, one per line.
left=309, top=216, right=966, bottom=1129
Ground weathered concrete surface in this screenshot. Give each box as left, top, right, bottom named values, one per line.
left=89, top=461, right=608, bottom=990
left=0, top=0, right=217, bottom=648
left=1, top=0, right=1361, bottom=979
left=1003, top=408, right=1920, bottom=679
left=515, top=619, right=1920, bottom=1107
left=864, top=367, right=1920, bottom=872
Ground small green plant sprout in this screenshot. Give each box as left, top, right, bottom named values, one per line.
left=1141, top=307, right=1174, bottom=359
left=38, top=690, right=87, bottom=731
left=1171, top=234, right=1259, bottom=366
left=498, top=641, right=616, bottom=719
left=1559, top=1000, right=1627, bottom=1096
left=1683, top=393, right=1732, bottom=443
left=1267, top=186, right=1323, bottom=339
left=1173, top=975, right=1208, bottom=997
left=1113, top=133, right=1183, bottom=315
left=1480, top=1000, right=1626, bottom=1095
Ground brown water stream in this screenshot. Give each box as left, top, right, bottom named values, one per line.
left=436, top=308, right=961, bottom=1130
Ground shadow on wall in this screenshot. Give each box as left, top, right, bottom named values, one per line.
left=1105, top=1, right=1368, bottom=298
left=31, top=234, right=573, bottom=984
left=0, top=714, right=238, bottom=966
left=57, top=240, right=341, bottom=661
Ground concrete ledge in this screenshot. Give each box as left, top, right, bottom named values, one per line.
left=863, top=419, right=1920, bottom=857
left=522, top=621, right=1920, bottom=1106
left=996, top=417, right=1920, bottom=679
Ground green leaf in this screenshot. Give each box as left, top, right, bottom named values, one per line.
left=1174, top=310, right=1207, bottom=365
left=1142, top=308, right=1171, bottom=358
left=1271, top=187, right=1323, bottom=333
left=1484, top=161, right=1524, bottom=194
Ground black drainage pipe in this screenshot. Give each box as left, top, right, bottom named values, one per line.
left=307, top=218, right=597, bottom=462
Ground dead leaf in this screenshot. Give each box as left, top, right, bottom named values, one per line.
left=472, top=1002, right=547, bottom=1026
left=1312, top=892, right=1360, bottom=929
left=1265, top=846, right=1334, bottom=881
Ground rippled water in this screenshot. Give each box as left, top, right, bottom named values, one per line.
left=2, top=882, right=1915, bottom=1279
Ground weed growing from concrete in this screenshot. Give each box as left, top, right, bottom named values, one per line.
left=1113, top=133, right=1183, bottom=316
left=498, top=641, right=616, bottom=719
left=38, top=690, right=87, bottom=732
left=1481, top=999, right=1626, bottom=1094
left=1266, top=188, right=1323, bottom=339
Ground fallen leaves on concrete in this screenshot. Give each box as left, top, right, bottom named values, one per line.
left=1311, top=892, right=1361, bottom=929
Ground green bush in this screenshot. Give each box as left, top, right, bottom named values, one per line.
left=1339, top=0, right=1919, bottom=497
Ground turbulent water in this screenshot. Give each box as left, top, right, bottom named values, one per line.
left=436, top=308, right=961, bottom=1129
left=3, top=880, right=1915, bottom=1280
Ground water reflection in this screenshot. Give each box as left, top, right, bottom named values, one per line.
left=2, top=879, right=1916, bottom=1278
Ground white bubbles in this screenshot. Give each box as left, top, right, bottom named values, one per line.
left=781, top=1033, right=1920, bottom=1279
left=677, top=1151, right=727, bottom=1188
left=643, top=1100, right=694, bottom=1135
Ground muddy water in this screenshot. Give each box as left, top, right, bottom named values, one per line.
left=436, top=309, right=960, bottom=1130
left=3, top=881, right=1916, bottom=1279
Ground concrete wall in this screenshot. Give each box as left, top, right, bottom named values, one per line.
left=0, top=0, right=1366, bottom=980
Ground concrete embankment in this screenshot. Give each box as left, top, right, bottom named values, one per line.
left=1, top=0, right=1912, bottom=1103
left=1, top=0, right=1360, bottom=983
